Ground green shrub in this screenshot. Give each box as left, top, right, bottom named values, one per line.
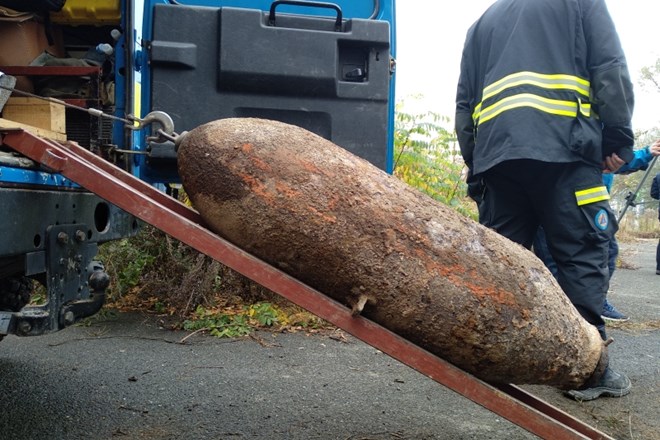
left=183, top=302, right=282, bottom=338
left=393, top=102, right=478, bottom=220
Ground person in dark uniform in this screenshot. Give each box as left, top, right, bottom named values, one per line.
left=651, top=171, right=660, bottom=274
left=455, top=0, right=633, bottom=401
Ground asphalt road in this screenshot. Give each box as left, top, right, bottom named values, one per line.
left=0, top=240, right=657, bottom=440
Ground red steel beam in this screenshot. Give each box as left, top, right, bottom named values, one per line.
left=57, top=140, right=203, bottom=224
left=2, top=130, right=615, bottom=440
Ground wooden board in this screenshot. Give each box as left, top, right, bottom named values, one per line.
left=2, top=97, right=66, bottom=134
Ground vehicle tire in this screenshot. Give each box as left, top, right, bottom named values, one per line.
left=0, top=276, right=33, bottom=312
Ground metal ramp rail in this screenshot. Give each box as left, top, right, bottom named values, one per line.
left=2, top=129, right=614, bottom=440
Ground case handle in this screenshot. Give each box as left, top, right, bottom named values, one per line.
left=268, top=0, right=343, bottom=32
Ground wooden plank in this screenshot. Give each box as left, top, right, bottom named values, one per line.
left=0, top=117, right=67, bottom=141
left=2, top=97, right=66, bottom=134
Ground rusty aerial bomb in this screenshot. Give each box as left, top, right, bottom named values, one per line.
left=177, top=117, right=608, bottom=389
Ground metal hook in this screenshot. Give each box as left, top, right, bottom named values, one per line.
left=126, top=111, right=175, bottom=134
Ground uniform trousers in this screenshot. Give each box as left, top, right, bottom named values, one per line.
left=480, top=160, right=616, bottom=340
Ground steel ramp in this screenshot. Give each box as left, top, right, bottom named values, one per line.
left=2, top=129, right=614, bottom=440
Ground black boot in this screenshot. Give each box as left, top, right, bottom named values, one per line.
left=565, top=367, right=631, bottom=402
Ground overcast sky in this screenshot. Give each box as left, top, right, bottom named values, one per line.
left=394, top=1, right=660, bottom=132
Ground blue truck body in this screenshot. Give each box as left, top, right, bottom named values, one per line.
left=0, top=0, right=396, bottom=336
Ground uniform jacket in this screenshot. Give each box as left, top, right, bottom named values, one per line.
left=455, top=0, right=635, bottom=175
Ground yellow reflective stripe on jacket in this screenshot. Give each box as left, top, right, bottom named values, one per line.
left=575, top=186, right=610, bottom=206
left=482, top=71, right=590, bottom=101
left=472, top=71, right=592, bottom=126
left=474, top=93, right=591, bottom=126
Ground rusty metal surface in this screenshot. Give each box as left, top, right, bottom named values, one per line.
left=2, top=129, right=614, bottom=440
left=177, top=118, right=606, bottom=389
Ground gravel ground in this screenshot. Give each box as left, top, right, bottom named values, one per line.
left=0, top=239, right=657, bottom=440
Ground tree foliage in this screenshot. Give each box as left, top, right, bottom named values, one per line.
left=639, top=58, right=660, bottom=93
left=393, top=101, right=477, bottom=220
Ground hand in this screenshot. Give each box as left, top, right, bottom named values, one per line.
left=602, top=153, right=625, bottom=173
left=649, top=140, right=660, bottom=157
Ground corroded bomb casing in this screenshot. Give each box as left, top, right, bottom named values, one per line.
left=177, top=118, right=607, bottom=389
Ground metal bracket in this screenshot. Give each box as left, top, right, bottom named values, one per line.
left=8, top=224, right=100, bottom=336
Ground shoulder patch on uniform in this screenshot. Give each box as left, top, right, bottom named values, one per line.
left=594, top=209, right=609, bottom=230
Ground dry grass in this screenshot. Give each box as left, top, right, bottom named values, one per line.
left=605, top=319, right=660, bottom=333
left=101, top=224, right=325, bottom=331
